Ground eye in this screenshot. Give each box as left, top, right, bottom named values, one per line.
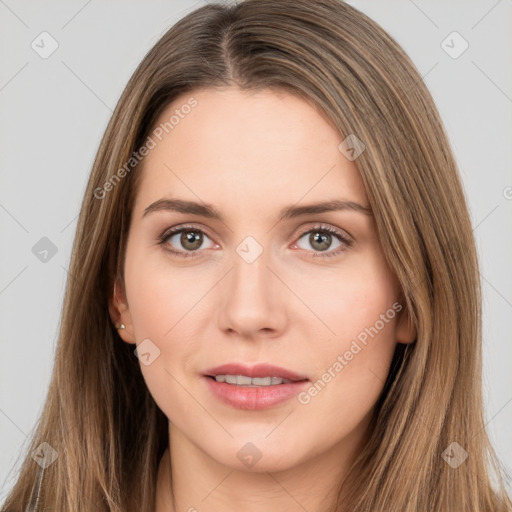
left=158, top=225, right=216, bottom=258
left=158, top=223, right=352, bottom=259
left=293, top=224, right=352, bottom=257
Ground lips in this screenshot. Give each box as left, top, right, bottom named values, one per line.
left=202, top=362, right=310, bottom=410
left=203, top=363, right=309, bottom=382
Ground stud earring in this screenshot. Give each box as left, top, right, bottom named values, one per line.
left=116, top=323, right=125, bottom=330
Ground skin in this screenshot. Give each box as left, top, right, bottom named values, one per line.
left=109, top=87, right=416, bottom=512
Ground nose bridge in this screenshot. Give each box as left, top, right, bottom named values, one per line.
left=231, top=234, right=273, bottom=305
left=218, top=234, right=286, bottom=336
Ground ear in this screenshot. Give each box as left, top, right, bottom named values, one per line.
left=395, top=300, right=417, bottom=345
left=108, top=277, right=136, bottom=344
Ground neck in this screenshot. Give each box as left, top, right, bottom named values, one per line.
left=156, top=420, right=370, bottom=512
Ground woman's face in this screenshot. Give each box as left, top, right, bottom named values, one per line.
left=112, top=87, right=415, bottom=473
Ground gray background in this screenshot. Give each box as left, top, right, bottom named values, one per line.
left=1, top=0, right=511, bottom=501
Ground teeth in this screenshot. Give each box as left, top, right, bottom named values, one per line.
left=213, top=374, right=292, bottom=386
left=236, top=375, right=252, bottom=385
left=252, top=377, right=271, bottom=386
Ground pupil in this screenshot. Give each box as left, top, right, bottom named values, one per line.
left=311, top=232, right=330, bottom=251
left=181, top=230, right=202, bottom=250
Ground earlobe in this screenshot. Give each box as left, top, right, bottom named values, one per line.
left=108, top=277, right=136, bottom=344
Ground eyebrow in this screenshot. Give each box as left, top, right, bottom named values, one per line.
left=142, top=198, right=373, bottom=221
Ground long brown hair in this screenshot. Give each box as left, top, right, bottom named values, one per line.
left=3, top=1, right=510, bottom=510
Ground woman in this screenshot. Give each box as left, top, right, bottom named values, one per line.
left=3, top=0, right=510, bottom=510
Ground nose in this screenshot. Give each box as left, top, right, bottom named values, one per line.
left=217, top=241, right=288, bottom=339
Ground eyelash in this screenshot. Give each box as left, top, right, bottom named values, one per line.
left=157, top=223, right=353, bottom=259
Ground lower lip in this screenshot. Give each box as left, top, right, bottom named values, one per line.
left=203, top=376, right=309, bottom=410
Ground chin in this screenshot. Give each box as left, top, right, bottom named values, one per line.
left=207, top=441, right=307, bottom=474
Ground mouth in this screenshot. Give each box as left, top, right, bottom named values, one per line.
left=206, top=375, right=296, bottom=386
left=202, top=363, right=309, bottom=410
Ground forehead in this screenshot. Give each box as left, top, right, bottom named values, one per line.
left=133, top=87, right=368, bottom=216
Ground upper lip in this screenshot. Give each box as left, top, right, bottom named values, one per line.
left=204, top=363, right=309, bottom=382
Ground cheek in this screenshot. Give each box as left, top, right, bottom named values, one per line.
left=296, top=254, right=400, bottom=409
left=123, top=244, right=210, bottom=385
left=292, top=252, right=398, bottom=344
left=124, top=243, right=208, bottom=339
left=296, top=316, right=398, bottom=445
left=123, top=252, right=204, bottom=419
left=127, top=281, right=172, bottom=341
left=304, top=305, right=400, bottom=426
